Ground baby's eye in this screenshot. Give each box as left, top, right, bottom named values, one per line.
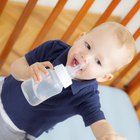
left=85, top=42, right=91, bottom=50
left=95, top=58, right=101, bottom=66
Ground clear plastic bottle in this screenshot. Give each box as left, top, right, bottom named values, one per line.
left=21, top=64, right=80, bottom=106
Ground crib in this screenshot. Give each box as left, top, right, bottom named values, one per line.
left=0, top=1, right=140, bottom=140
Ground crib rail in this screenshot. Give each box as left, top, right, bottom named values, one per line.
left=0, top=0, right=8, bottom=16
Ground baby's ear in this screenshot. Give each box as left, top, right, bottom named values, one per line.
left=96, top=73, right=114, bottom=82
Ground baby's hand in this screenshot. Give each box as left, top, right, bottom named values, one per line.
left=99, top=134, right=126, bottom=140
left=28, top=61, right=53, bottom=83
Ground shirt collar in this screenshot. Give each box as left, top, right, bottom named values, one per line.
left=71, top=79, right=98, bottom=95
left=53, top=47, right=70, bottom=66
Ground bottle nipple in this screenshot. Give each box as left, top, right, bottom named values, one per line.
left=66, top=64, right=81, bottom=78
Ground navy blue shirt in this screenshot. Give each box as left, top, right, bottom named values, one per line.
left=1, top=40, right=105, bottom=137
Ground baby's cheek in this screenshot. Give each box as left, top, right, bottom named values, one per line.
left=82, top=71, right=95, bottom=80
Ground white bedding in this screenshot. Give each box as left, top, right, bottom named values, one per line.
left=37, top=85, right=140, bottom=140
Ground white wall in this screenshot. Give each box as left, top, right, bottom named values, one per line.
left=11, top=0, right=140, bottom=51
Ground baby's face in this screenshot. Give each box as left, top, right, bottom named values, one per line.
left=66, top=29, right=126, bottom=81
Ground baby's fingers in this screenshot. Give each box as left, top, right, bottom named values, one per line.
left=42, top=61, right=54, bottom=69
left=38, top=63, right=49, bottom=75
left=28, top=65, right=41, bottom=82
left=100, top=135, right=126, bottom=140
left=37, top=61, right=53, bottom=76
left=29, top=61, right=53, bottom=83
left=116, top=136, right=126, bottom=140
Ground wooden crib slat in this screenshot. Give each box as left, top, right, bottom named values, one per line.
left=133, top=27, right=140, bottom=40
left=121, top=1, right=140, bottom=25
left=0, top=0, right=37, bottom=69
left=0, top=0, right=8, bottom=16
left=111, top=52, right=140, bottom=87
left=125, top=72, right=140, bottom=96
left=29, top=0, right=67, bottom=50
left=135, top=101, right=140, bottom=111
left=61, top=0, right=94, bottom=42
left=94, top=0, right=120, bottom=27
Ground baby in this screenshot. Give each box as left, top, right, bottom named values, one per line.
left=0, top=22, right=136, bottom=140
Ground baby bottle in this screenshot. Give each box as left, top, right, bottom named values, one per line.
left=21, top=64, right=80, bottom=106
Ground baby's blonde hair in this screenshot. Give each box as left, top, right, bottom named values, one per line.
left=107, top=22, right=136, bottom=62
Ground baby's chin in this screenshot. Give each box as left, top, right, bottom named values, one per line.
left=74, top=74, right=88, bottom=81
left=75, top=74, right=96, bottom=81
left=72, top=74, right=82, bottom=80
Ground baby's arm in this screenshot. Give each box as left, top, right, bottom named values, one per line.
left=10, top=56, right=53, bottom=82
left=90, top=120, right=126, bottom=140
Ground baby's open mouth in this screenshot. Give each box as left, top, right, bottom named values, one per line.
left=71, top=58, right=83, bottom=72
left=71, top=58, right=79, bottom=67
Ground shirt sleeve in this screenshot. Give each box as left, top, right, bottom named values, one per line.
left=25, top=41, right=54, bottom=65
left=77, top=88, right=105, bottom=126
left=25, top=40, right=66, bottom=65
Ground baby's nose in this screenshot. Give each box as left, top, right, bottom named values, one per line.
left=83, top=53, right=93, bottom=63
left=80, top=62, right=86, bottom=70
left=81, top=55, right=92, bottom=69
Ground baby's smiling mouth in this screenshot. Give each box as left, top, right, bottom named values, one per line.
left=71, top=58, right=79, bottom=67
left=70, top=56, right=87, bottom=72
